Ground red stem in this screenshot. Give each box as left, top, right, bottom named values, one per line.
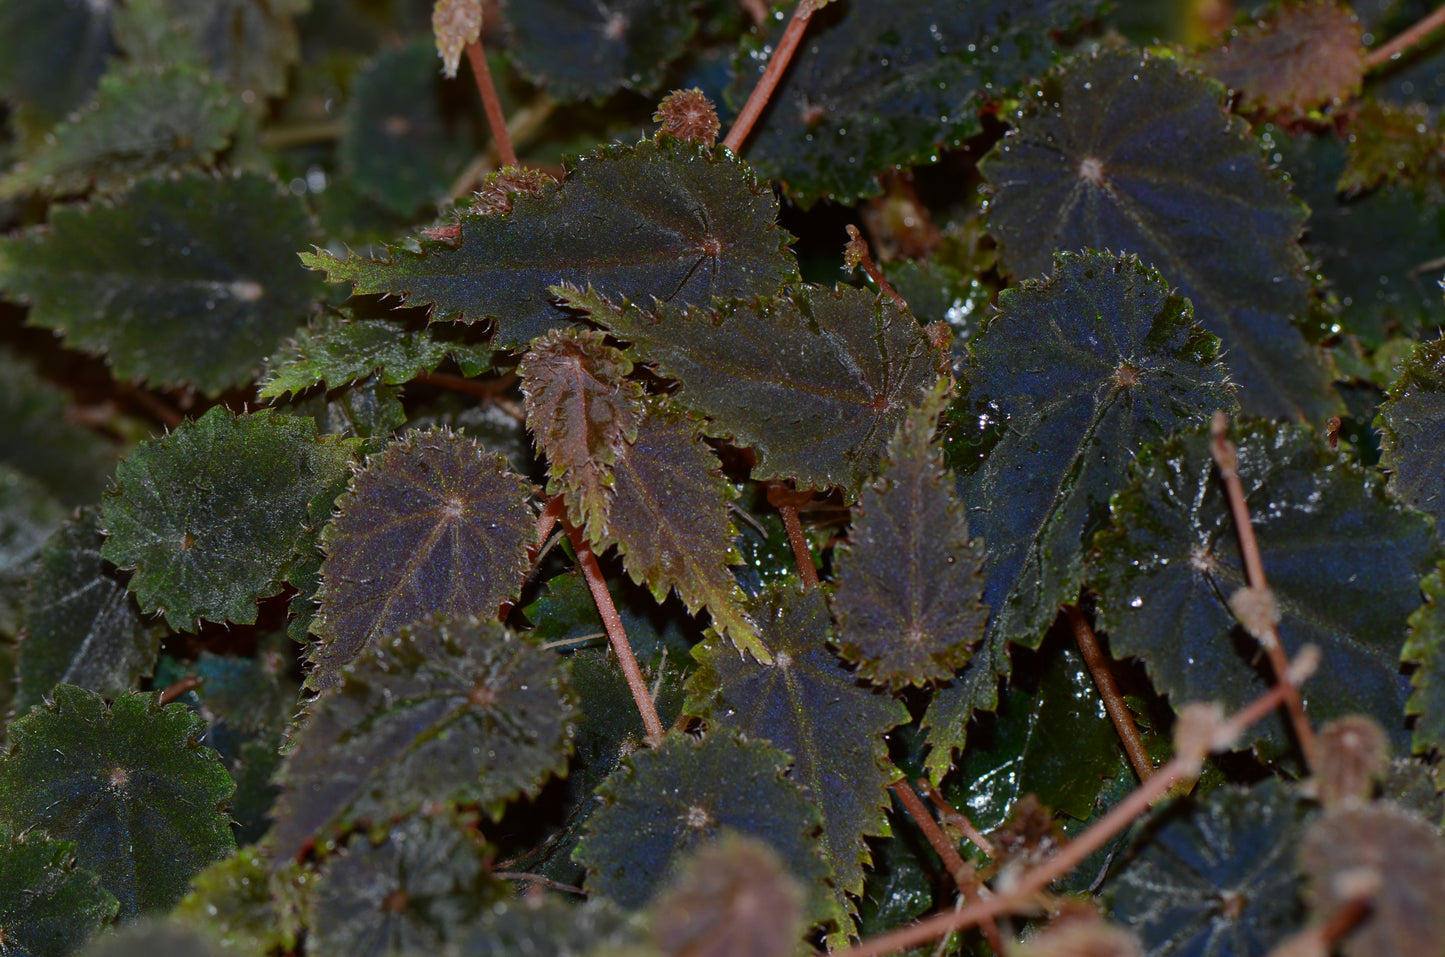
left=158, top=674, right=204, bottom=705
left=1064, top=604, right=1154, bottom=782
left=1364, top=3, right=1445, bottom=69
left=466, top=40, right=519, bottom=167
left=778, top=501, right=819, bottom=588
left=845, top=225, right=907, bottom=309
left=722, top=1, right=822, bottom=154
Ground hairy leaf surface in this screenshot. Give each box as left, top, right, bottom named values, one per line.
left=101, top=407, right=356, bottom=631
left=301, top=138, right=798, bottom=349
left=562, top=283, right=938, bottom=497
left=1199, top=1, right=1364, bottom=112
left=0, top=171, right=320, bottom=393
left=686, top=583, right=909, bottom=935
left=0, top=686, right=235, bottom=917
left=981, top=49, right=1339, bottom=420
left=309, top=428, right=534, bottom=688
left=271, top=617, right=575, bottom=860
left=0, top=826, right=117, bottom=957
left=1379, top=336, right=1445, bottom=527
left=1092, top=422, right=1439, bottom=753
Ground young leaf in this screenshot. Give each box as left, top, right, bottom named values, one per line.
left=1379, top=336, right=1445, bottom=528
left=0, top=686, right=235, bottom=918
left=306, top=812, right=506, bottom=957
left=308, top=428, right=535, bottom=687
left=1340, top=100, right=1442, bottom=193
left=1106, top=781, right=1311, bottom=955
left=1402, top=564, right=1445, bottom=754
left=981, top=48, right=1340, bottom=420
left=560, top=283, right=938, bottom=497
left=685, top=583, right=910, bottom=936
left=0, top=826, right=117, bottom=957
left=0, top=349, right=116, bottom=506
left=1198, top=1, right=1364, bottom=113
left=0, top=0, right=112, bottom=125
left=301, top=138, right=799, bottom=350
left=831, top=389, right=988, bottom=688
left=504, top=0, right=699, bottom=100
left=270, top=617, right=576, bottom=860
left=101, top=407, right=357, bottom=632
left=652, top=834, right=806, bottom=957
left=728, top=0, right=1102, bottom=206
left=19, top=507, right=160, bottom=714
left=575, top=732, right=829, bottom=920
left=0, top=171, right=321, bottom=394
left=1091, top=421, right=1440, bottom=753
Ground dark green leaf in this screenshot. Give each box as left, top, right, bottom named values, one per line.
left=1197, top=1, right=1364, bottom=112
left=301, top=138, right=798, bottom=350
left=0, top=64, right=240, bottom=199
left=1402, top=563, right=1445, bottom=753
left=560, top=283, right=939, bottom=497
left=0, top=686, right=235, bottom=917
left=19, top=507, right=161, bottom=713
left=1106, top=781, right=1310, bottom=956
left=100, top=407, right=356, bottom=631
left=0, top=349, right=116, bottom=506
left=454, top=898, right=640, bottom=957
left=832, top=389, right=988, bottom=688
left=728, top=0, right=1102, bottom=206
left=0, top=0, right=112, bottom=126
left=525, top=570, right=700, bottom=667
left=0, top=826, right=117, bottom=957
left=0, top=463, right=68, bottom=633
left=1379, top=336, right=1445, bottom=527
left=981, top=49, right=1340, bottom=420
left=653, top=834, right=807, bottom=957
left=1091, top=421, right=1439, bottom=753
left=308, top=428, right=535, bottom=688
left=272, top=617, right=575, bottom=860
left=0, top=171, right=322, bottom=394
left=173, top=848, right=309, bottom=955
left=685, top=583, right=909, bottom=937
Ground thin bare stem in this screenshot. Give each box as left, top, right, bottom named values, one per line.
left=493, top=872, right=586, bottom=894
left=722, top=1, right=824, bottom=154
left=1365, top=3, right=1445, bottom=69
left=844, top=225, right=907, bottom=309
left=1210, top=412, right=1318, bottom=766
left=258, top=119, right=347, bottom=150
left=1064, top=604, right=1154, bottom=782
left=920, top=783, right=995, bottom=859
left=158, top=674, right=204, bottom=705
left=779, top=502, right=818, bottom=587
left=466, top=40, right=519, bottom=167
left=567, top=524, right=665, bottom=740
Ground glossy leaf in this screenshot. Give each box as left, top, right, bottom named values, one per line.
left=561, top=283, right=939, bottom=497
left=685, top=583, right=909, bottom=936
left=100, top=407, right=356, bottom=631
left=831, top=390, right=988, bottom=688
left=173, top=848, right=309, bottom=955
left=0, top=171, right=321, bottom=393
left=309, top=428, right=534, bottom=687
left=0, top=686, right=235, bottom=918
left=0, top=349, right=116, bottom=506
left=653, top=834, right=806, bottom=957
left=1106, top=781, right=1310, bottom=956
left=0, top=0, right=112, bottom=125
left=1091, top=421, right=1439, bottom=753
left=0, top=826, right=117, bottom=957
left=1402, top=563, right=1445, bottom=753
left=19, top=507, right=160, bottom=713
left=981, top=48, right=1339, bottom=420
left=1379, top=336, right=1445, bottom=527
left=728, top=0, right=1102, bottom=206
left=272, top=617, right=574, bottom=859
left=454, top=897, right=641, bottom=957
left=301, top=138, right=798, bottom=350
left=1198, top=1, right=1364, bottom=112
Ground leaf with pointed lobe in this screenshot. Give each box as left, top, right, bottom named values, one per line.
left=100, top=407, right=357, bottom=632
left=1402, top=564, right=1445, bottom=753
left=271, top=617, right=575, bottom=860
left=684, top=583, right=909, bottom=938
left=1379, top=336, right=1445, bottom=528
left=301, top=137, right=798, bottom=350
left=308, top=428, right=535, bottom=688
left=981, top=48, right=1340, bottom=420
left=0, top=686, right=235, bottom=918
left=0, top=826, right=117, bottom=957
left=1198, top=2, right=1364, bottom=112
left=560, top=283, right=939, bottom=497
left=0, top=171, right=321, bottom=394
left=0, top=0, right=113, bottom=127
left=1091, top=421, right=1440, bottom=755
left=173, top=848, right=311, bottom=955
left=519, top=327, right=645, bottom=532
left=0, top=349, right=116, bottom=506
left=18, top=507, right=161, bottom=714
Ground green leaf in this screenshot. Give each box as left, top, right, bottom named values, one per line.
left=0, top=463, right=68, bottom=614
left=1339, top=100, right=1443, bottom=193
left=0, top=171, right=321, bottom=394
left=308, top=428, right=535, bottom=688
left=1091, top=421, right=1440, bottom=754
left=0, top=826, right=117, bottom=957
left=453, top=897, right=641, bottom=957
left=1197, top=1, right=1364, bottom=112
left=518, top=327, right=644, bottom=532
left=306, top=812, right=506, bottom=957
left=504, top=0, right=698, bottom=100
left=173, top=848, right=310, bottom=955
left=728, top=0, right=1102, bottom=207
left=1379, top=336, right=1445, bottom=528
left=272, top=617, right=575, bottom=859
left=0, top=686, right=235, bottom=918
left=101, top=407, right=356, bottom=631
left=560, top=283, right=939, bottom=497
left=1106, top=781, right=1310, bottom=956
left=0, top=64, right=241, bottom=199
left=981, top=48, right=1340, bottom=420
left=1402, top=563, right=1445, bottom=753
left=301, top=138, right=799, bottom=350
left=684, top=583, right=909, bottom=938
left=0, top=0, right=112, bottom=125
left=575, top=732, right=829, bottom=921
left=0, top=349, right=116, bottom=506
left=831, top=390, right=988, bottom=688
left=19, top=507, right=161, bottom=714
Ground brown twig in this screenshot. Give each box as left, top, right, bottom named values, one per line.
left=567, top=524, right=664, bottom=740
left=1064, top=604, right=1154, bottom=782
left=920, top=782, right=995, bottom=859
left=157, top=674, right=204, bottom=705
left=722, top=0, right=826, bottom=154
left=465, top=40, right=519, bottom=167
left=844, top=225, right=907, bottom=309
left=1364, top=3, right=1445, bottom=70
left=1209, top=412, right=1318, bottom=767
